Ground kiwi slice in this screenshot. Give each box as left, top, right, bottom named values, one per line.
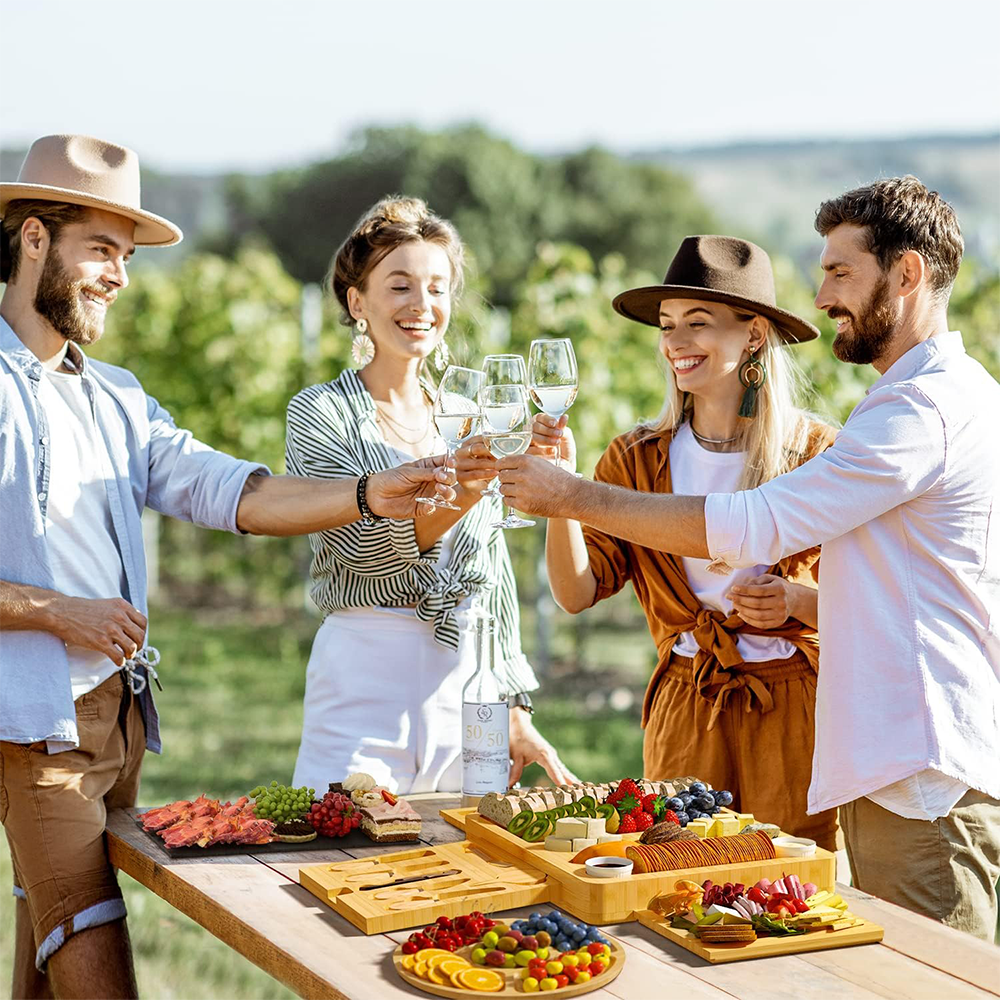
left=596, top=802, right=616, bottom=821
left=507, top=809, right=535, bottom=836
left=522, top=816, right=550, bottom=842
left=578, top=795, right=597, bottom=810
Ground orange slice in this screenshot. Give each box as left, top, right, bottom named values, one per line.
left=401, top=954, right=417, bottom=971
left=415, top=948, right=452, bottom=963
left=456, top=968, right=505, bottom=992
left=429, top=953, right=468, bottom=970
left=437, top=958, right=471, bottom=976
left=414, top=960, right=429, bottom=979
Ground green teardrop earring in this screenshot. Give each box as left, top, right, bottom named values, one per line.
left=738, top=348, right=767, bottom=418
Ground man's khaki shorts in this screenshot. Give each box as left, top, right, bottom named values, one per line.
left=0, top=672, right=145, bottom=969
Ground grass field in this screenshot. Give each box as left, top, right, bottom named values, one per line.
left=0, top=602, right=649, bottom=998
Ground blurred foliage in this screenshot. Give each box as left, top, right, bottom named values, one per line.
left=211, top=125, right=717, bottom=306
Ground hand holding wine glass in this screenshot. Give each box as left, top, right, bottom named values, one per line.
left=529, top=413, right=577, bottom=471
left=415, top=366, right=484, bottom=512
left=479, top=354, right=527, bottom=499
left=479, top=383, right=535, bottom=530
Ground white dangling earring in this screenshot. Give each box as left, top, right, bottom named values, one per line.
left=432, top=338, right=450, bottom=370
left=351, top=318, right=375, bottom=368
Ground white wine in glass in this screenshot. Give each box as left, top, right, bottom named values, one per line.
left=480, top=354, right=527, bottom=498
left=528, top=338, right=578, bottom=418
left=415, top=366, right=484, bottom=512
left=480, top=383, right=535, bottom=530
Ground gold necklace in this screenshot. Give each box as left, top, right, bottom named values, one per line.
left=375, top=403, right=433, bottom=446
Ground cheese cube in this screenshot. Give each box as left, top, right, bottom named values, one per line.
left=544, top=836, right=574, bottom=852
left=584, top=818, right=606, bottom=839
left=686, top=818, right=713, bottom=838
left=714, top=815, right=740, bottom=838
left=597, top=833, right=622, bottom=843
left=571, top=837, right=598, bottom=852
left=554, top=817, right=588, bottom=839
left=733, top=812, right=755, bottom=830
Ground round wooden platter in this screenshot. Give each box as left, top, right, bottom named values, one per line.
left=392, top=936, right=625, bottom=997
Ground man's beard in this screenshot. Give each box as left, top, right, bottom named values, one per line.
left=33, top=249, right=107, bottom=346
left=829, top=273, right=899, bottom=365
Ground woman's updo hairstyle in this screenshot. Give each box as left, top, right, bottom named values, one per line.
left=328, top=196, right=466, bottom=324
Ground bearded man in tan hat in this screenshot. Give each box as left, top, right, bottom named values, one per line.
left=0, top=135, right=456, bottom=998
left=496, top=178, right=1000, bottom=940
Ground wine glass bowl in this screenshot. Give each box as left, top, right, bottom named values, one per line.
left=479, top=354, right=528, bottom=499
left=528, top=339, right=578, bottom=419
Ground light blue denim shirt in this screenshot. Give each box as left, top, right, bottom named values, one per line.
left=0, top=317, right=269, bottom=753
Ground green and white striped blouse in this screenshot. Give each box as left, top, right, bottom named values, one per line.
left=285, top=369, right=539, bottom=695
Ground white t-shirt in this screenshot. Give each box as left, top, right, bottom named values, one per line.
left=669, top=422, right=797, bottom=663
left=39, top=368, right=128, bottom=700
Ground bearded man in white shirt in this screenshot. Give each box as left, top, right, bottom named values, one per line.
left=497, top=176, right=1000, bottom=940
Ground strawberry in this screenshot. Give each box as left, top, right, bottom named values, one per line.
left=662, top=809, right=680, bottom=825
left=641, top=794, right=657, bottom=814
left=619, top=813, right=637, bottom=834
left=617, top=778, right=641, bottom=800
left=381, top=788, right=398, bottom=806
left=615, top=792, right=639, bottom=816
left=634, top=811, right=655, bottom=831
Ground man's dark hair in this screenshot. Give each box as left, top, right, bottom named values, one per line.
left=1, top=200, right=88, bottom=284
left=815, top=176, right=964, bottom=298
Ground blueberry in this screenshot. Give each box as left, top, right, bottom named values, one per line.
left=689, top=781, right=707, bottom=794
left=586, top=925, right=599, bottom=934
left=548, top=910, right=562, bottom=920
left=678, top=792, right=693, bottom=806
left=716, top=789, right=734, bottom=806
left=556, top=938, right=572, bottom=952
left=572, top=928, right=586, bottom=941
left=696, top=794, right=716, bottom=812
left=667, top=796, right=685, bottom=812
left=529, top=912, right=542, bottom=922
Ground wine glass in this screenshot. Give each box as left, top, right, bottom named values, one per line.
left=480, top=354, right=527, bottom=499
left=528, top=338, right=579, bottom=469
left=414, top=366, right=484, bottom=512
left=480, top=383, right=535, bottom=530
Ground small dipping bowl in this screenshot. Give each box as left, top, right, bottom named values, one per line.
left=585, top=856, right=634, bottom=878
left=773, top=836, right=817, bottom=858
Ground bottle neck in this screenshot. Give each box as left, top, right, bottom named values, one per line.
left=464, top=614, right=507, bottom=701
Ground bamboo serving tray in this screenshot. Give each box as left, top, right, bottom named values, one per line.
left=299, top=841, right=549, bottom=934
left=460, top=811, right=837, bottom=925
left=392, top=934, right=625, bottom=997
left=635, top=908, right=884, bottom=963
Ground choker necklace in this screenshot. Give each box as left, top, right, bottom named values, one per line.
left=689, top=421, right=740, bottom=445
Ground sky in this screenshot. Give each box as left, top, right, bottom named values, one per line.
left=2, top=0, right=999, bottom=174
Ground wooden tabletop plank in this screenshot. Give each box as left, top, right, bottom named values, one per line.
left=837, top=885, right=1000, bottom=996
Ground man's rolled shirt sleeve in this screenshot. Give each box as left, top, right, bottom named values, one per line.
left=144, top=393, right=270, bottom=533
left=705, top=385, right=947, bottom=568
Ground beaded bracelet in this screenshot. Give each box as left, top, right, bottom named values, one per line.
left=356, top=471, right=382, bottom=526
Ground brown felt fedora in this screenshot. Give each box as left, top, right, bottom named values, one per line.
left=612, top=235, right=819, bottom=344
left=0, top=134, right=182, bottom=247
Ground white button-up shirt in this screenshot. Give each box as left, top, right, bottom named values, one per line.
left=705, top=332, right=1000, bottom=816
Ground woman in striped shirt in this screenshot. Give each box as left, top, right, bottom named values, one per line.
left=287, top=196, right=575, bottom=794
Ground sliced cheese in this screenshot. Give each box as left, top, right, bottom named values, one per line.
left=572, top=837, right=598, bottom=852
left=584, top=818, right=607, bottom=839
left=733, top=811, right=755, bottom=829
left=554, top=817, right=588, bottom=839
left=544, top=836, right=574, bottom=852
left=686, top=818, right=713, bottom=838
left=714, top=815, right=740, bottom=838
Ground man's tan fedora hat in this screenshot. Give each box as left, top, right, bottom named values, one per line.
left=0, top=134, right=182, bottom=246
left=612, top=235, right=819, bottom=344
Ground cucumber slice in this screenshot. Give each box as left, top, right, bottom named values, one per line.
left=507, top=809, right=535, bottom=836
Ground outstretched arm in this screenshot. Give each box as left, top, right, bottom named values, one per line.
left=235, top=457, right=456, bottom=536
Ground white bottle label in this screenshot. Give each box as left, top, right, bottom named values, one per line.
left=461, top=701, right=509, bottom=796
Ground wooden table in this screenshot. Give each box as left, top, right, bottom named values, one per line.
left=107, top=794, right=1000, bottom=1000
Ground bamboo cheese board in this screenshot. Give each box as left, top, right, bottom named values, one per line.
left=299, top=841, right=549, bottom=934
left=459, top=810, right=836, bottom=925
left=635, top=908, right=884, bottom=963
left=392, top=934, right=625, bottom=998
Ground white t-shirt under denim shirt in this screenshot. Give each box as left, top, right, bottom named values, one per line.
left=37, top=366, right=128, bottom=700
left=669, top=422, right=797, bottom=662
left=705, top=333, right=998, bottom=821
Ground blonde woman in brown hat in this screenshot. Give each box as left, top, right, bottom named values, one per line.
left=527, top=236, right=839, bottom=848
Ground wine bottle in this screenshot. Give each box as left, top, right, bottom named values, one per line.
left=461, top=613, right=509, bottom=807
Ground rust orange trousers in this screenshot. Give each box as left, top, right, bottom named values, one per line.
left=642, top=650, right=839, bottom=851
